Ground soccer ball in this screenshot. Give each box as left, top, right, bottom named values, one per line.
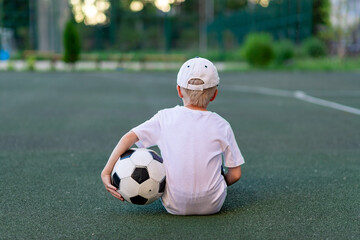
left=111, top=148, right=166, bottom=205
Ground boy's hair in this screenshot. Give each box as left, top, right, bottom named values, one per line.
left=180, top=78, right=217, bottom=108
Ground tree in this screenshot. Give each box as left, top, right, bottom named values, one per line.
left=312, top=0, right=331, bottom=35
left=63, top=20, right=81, bottom=66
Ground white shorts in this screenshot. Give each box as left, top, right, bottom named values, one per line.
left=161, top=181, right=227, bottom=215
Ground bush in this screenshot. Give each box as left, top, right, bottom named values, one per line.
left=26, top=57, right=36, bottom=71
left=63, top=20, right=81, bottom=64
left=241, top=32, right=275, bottom=67
left=274, top=39, right=295, bottom=64
left=302, top=37, right=327, bottom=58
left=7, top=60, right=15, bottom=71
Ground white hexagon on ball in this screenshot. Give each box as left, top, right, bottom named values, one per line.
left=112, top=158, right=135, bottom=179
left=130, top=148, right=153, bottom=166
left=118, top=177, right=140, bottom=203
left=147, top=160, right=165, bottom=182
left=138, top=178, right=159, bottom=201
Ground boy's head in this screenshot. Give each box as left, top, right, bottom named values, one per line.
left=177, top=57, right=219, bottom=108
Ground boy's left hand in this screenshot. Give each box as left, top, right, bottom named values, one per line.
left=101, top=174, right=124, bottom=201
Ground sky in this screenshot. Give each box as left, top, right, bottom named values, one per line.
left=331, top=0, right=360, bottom=29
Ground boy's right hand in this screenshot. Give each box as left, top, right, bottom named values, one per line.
left=101, top=173, right=124, bottom=201
left=101, top=131, right=139, bottom=202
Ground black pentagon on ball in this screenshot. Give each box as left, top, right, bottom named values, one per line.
left=131, top=167, right=149, bottom=184
left=150, top=151, right=163, bottom=163
left=159, top=177, right=166, bottom=193
left=130, top=195, right=148, bottom=205
left=111, top=172, right=121, bottom=189
left=120, top=149, right=135, bottom=160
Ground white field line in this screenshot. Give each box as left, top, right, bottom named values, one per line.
left=224, top=85, right=360, bottom=116
left=293, top=91, right=360, bottom=115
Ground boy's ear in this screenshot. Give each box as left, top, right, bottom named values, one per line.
left=210, top=89, right=218, bottom=102
left=177, top=85, right=184, bottom=98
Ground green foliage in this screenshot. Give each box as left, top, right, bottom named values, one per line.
left=273, top=39, right=295, bottom=64
left=302, top=37, right=327, bottom=58
left=241, top=32, right=275, bottom=67
left=7, top=60, right=15, bottom=71
left=63, top=20, right=81, bottom=64
left=225, top=0, right=248, bottom=10
left=26, top=56, right=36, bottom=71
left=80, top=52, right=187, bottom=62
left=22, top=51, right=61, bottom=61
left=312, top=0, right=331, bottom=35
left=292, top=56, right=360, bottom=71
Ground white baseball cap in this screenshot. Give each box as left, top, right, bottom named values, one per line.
left=177, top=57, right=220, bottom=91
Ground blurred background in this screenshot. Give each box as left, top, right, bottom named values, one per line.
left=0, top=0, right=359, bottom=70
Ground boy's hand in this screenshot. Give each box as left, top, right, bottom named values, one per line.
left=101, top=131, right=139, bottom=202
left=101, top=173, right=124, bottom=201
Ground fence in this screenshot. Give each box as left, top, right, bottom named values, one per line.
left=208, top=0, right=313, bottom=49
left=1, top=0, right=313, bottom=53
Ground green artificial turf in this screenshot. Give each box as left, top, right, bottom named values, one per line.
left=0, top=71, right=359, bottom=239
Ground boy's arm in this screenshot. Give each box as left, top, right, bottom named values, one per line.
left=224, top=166, right=242, bottom=186
left=101, top=131, right=139, bottom=201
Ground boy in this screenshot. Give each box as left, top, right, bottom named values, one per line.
left=101, top=57, right=244, bottom=215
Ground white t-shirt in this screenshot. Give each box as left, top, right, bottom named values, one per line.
left=132, top=106, right=244, bottom=215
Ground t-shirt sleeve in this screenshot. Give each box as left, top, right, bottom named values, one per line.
left=131, top=113, right=161, bottom=148
left=223, top=125, right=245, bottom=168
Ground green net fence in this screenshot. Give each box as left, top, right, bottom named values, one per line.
left=0, top=0, right=313, bottom=54
left=208, top=0, right=312, bottom=49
